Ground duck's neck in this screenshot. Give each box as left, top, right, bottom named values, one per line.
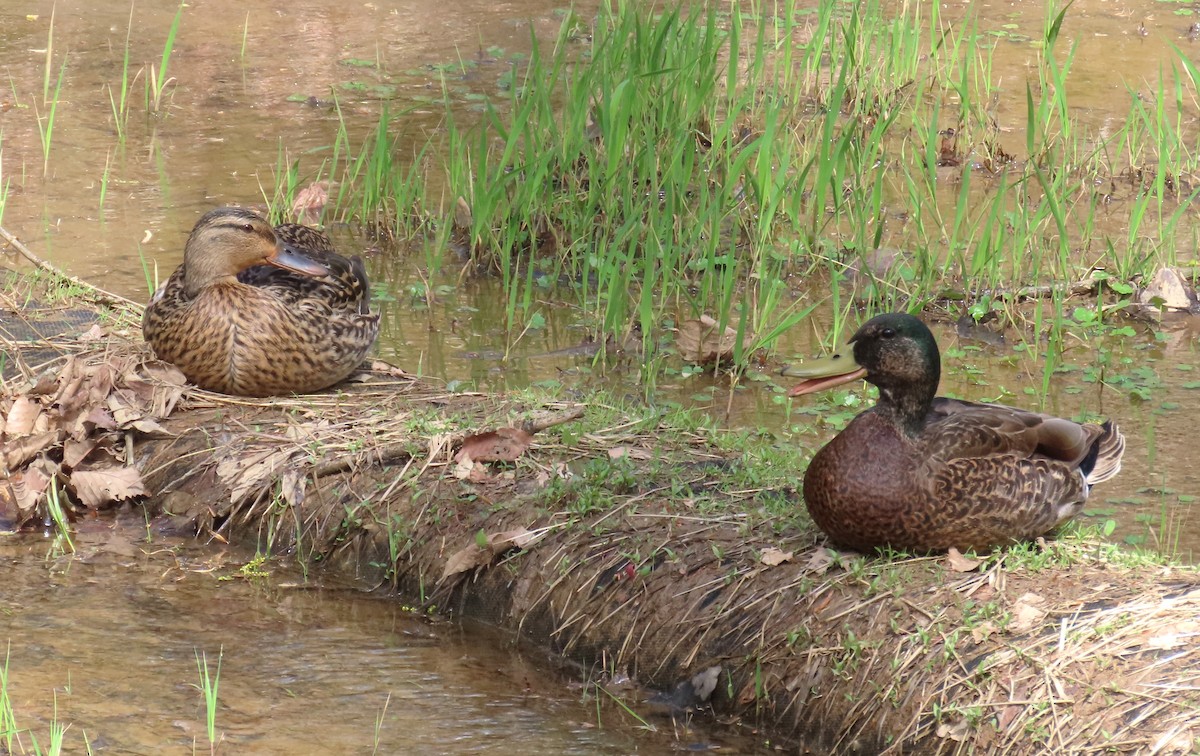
left=181, top=235, right=239, bottom=298
left=874, top=382, right=936, bottom=436
left=872, top=349, right=940, bottom=437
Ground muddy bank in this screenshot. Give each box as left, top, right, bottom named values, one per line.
left=2, top=277, right=1198, bottom=754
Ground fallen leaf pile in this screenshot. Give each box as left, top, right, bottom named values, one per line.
left=0, top=353, right=186, bottom=520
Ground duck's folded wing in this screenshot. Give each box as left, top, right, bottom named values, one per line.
left=922, top=397, right=1106, bottom=468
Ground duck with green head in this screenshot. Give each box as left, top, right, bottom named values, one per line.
left=783, top=312, right=1125, bottom=552
left=143, top=207, right=381, bottom=397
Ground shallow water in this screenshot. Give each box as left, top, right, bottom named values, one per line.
left=0, top=0, right=1198, bottom=748
left=1, top=522, right=763, bottom=754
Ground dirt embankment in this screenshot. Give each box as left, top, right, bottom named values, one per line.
left=3, top=278, right=1199, bottom=755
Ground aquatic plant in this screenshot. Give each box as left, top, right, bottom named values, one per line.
left=145, top=3, right=183, bottom=115
left=261, top=0, right=1200, bottom=379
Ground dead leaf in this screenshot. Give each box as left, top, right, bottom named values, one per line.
left=675, top=315, right=755, bottom=365
left=62, top=437, right=98, bottom=469
left=8, top=467, right=52, bottom=513
left=129, top=418, right=171, bottom=435
left=216, top=448, right=295, bottom=505
left=85, top=406, right=118, bottom=431
left=141, top=363, right=187, bottom=387
left=2, top=430, right=65, bottom=470
left=1138, top=267, right=1198, bottom=313
left=760, top=547, right=793, bottom=566
left=291, top=181, right=330, bottom=225
left=1009, top=593, right=1047, bottom=633
left=3, top=396, right=41, bottom=437
left=936, top=717, right=970, bottom=742
left=454, top=427, right=533, bottom=463
left=440, top=528, right=545, bottom=581
left=803, top=548, right=837, bottom=574
left=608, top=446, right=653, bottom=461
left=78, top=323, right=106, bottom=342
left=945, top=547, right=982, bottom=573
left=970, top=621, right=998, bottom=643
left=70, top=466, right=145, bottom=508
left=441, top=543, right=490, bottom=580
left=452, top=454, right=480, bottom=481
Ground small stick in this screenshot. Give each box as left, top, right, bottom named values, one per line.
left=0, top=224, right=143, bottom=309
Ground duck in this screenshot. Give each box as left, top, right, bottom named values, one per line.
left=782, top=312, right=1125, bottom=552
left=142, top=207, right=381, bottom=397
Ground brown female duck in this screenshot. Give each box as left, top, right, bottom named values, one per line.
left=783, top=312, right=1125, bottom=552
left=142, top=207, right=381, bottom=397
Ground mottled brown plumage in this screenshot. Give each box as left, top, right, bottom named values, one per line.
left=142, top=207, right=381, bottom=397
left=783, top=313, right=1125, bottom=552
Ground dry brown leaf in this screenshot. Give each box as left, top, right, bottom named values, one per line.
left=1009, top=593, right=1047, bottom=633
left=279, top=468, right=306, bottom=508
left=454, top=427, right=533, bottom=463
left=85, top=406, right=118, bottom=432
left=996, top=704, right=1022, bottom=732
left=141, top=362, right=187, bottom=387
left=106, top=393, right=142, bottom=428
left=945, top=547, right=982, bottom=573
left=970, top=621, right=998, bottom=643
left=62, top=437, right=98, bottom=469
left=3, top=396, right=41, bottom=437
left=675, top=315, right=755, bottom=365
left=8, top=467, right=52, bottom=513
left=2, top=430, right=65, bottom=471
left=129, top=418, right=171, bottom=435
left=441, top=528, right=545, bottom=581
left=291, top=181, right=330, bottom=225
left=441, top=543, right=490, bottom=580
left=608, top=446, right=653, bottom=461
left=78, top=323, right=106, bottom=342
left=28, top=369, right=59, bottom=396
left=760, top=547, right=794, bottom=566
left=70, top=466, right=145, bottom=508
left=803, top=548, right=837, bottom=574
left=216, top=449, right=295, bottom=505
left=452, top=454, right=481, bottom=481
left=936, top=717, right=970, bottom=742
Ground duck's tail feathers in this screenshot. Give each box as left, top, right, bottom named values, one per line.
left=1083, top=421, right=1125, bottom=486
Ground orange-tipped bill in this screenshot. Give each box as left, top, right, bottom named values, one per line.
left=267, top=241, right=330, bottom=277
left=781, top=350, right=867, bottom=397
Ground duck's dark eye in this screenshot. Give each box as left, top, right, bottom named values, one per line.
left=880, top=328, right=896, bottom=339
left=241, top=223, right=255, bottom=233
